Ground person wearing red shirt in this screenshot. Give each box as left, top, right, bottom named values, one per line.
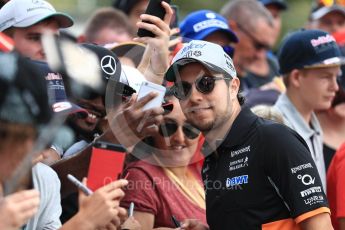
left=327, top=142, right=345, bottom=230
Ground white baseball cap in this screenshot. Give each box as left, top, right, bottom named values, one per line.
left=0, top=0, right=74, bottom=32
left=165, top=40, right=237, bottom=82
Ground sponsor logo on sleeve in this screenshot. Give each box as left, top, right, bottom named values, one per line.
left=300, top=186, right=322, bottom=197
left=297, top=174, right=315, bottom=186
left=226, top=175, right=248, bottom=188
left=304, top=195, right=324, bottom=206
left=290, top=163, right=313, bottom=174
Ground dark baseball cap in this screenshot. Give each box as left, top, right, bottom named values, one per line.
left=78, top=43, right=122, bottom=99
left=30, top=60, right=88, bottom=117
left=0, top=53, right=52, bottom=126
left=81, top=43, right=122, bottom=82
left=258, top=0, right=288, bottom=10
left=278, top=29, right=345, bottom=74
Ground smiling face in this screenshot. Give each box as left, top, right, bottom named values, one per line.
left=153, top=97, right=200, bottom=167
left=71, top=96, right=105, bottom=135
left=176, top=62, right=240, bottom=133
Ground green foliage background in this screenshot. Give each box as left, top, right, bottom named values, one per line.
left=51, top=0, right=315, bottom=47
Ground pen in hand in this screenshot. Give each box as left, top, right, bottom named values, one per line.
left=129, top=202, right=135, bottom=217
left=67, top=174, right=93, bottom=196
left=171, top=215, right=181, bottom=228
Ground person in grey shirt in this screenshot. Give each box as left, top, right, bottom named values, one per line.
left=274, top=29, right=344, bottom=190
left=25, top=163, right=62, bottom=230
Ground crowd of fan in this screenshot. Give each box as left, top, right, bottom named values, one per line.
left=0, top=0, right=345, bottom=229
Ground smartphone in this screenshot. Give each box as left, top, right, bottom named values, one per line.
left=170, top=5, right=179, bottom=29
left=137, top=0, right=172, bottom=37
left=87, top=141, right=127, bottom=191
left=137, top=81, right=166, bottom=111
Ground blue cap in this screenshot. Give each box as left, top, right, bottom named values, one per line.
left=179, top=10, right=238, bottom=43
left=278, top=29, right=345, bottom=74
left=0, top=53, right=52, bottom=126
left=31, top=60, right=88, bottom=117
left=258, top=0, right=288, bottom=10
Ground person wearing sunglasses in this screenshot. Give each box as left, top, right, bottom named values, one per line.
left=62, top=44, right=123, bottom=159
left=220, top=0, right=276, bottom=80
left=242, top=0, right=287, bottom=90
left=220, top=0, right=286, bottom=108
left=120, top=91, right=207, bottom=229
left=165, top=39, right=333, bottom=230
left=179, top=10, right=238, bottom=58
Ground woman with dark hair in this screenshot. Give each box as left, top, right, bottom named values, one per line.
left=121, top=94, right=206, bottom=229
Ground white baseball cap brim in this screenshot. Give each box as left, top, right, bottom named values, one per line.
left=311, top=5, right=345, bottom=21
left=165, top=58, right=233, bottom=82
left=13, top=13, right=74, bottom=29
left=0, top=0, right=73, bottom=32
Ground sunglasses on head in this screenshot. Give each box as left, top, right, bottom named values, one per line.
left=159, top=121, right=201, bottom=139
left=173, top=75, right=231, bottom=100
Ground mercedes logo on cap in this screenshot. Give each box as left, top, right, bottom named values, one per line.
left=101, top=55, right=117, bottom=77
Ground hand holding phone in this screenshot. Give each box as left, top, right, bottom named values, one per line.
left=137, top=0, right=172, bottom=37
left=137, top=81, right=166, bottom=111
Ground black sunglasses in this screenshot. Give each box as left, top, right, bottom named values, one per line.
left=159, top=121, right=201, bottom=139
left=237, top=24, right=271, bottom=51
left=173, top=75, right=231, bottom=100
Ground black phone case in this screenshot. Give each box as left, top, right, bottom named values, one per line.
left=93, top=141, right=127, bottom=152
left=137, top=0, right=171, bottom=37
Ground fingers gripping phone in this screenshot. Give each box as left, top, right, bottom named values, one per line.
left=87, top=141, right=127, bottom=191
left=137, top=81, right=166, bottom=111
left=137, top=0, right=172, bottom=37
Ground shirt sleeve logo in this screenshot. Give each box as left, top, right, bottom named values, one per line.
left=297, top=174, right=315, bottom=186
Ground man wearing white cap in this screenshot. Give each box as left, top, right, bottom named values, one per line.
left=166, top=40, right=333, bottom=230
left=0, top=0, right=73, bottom=61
